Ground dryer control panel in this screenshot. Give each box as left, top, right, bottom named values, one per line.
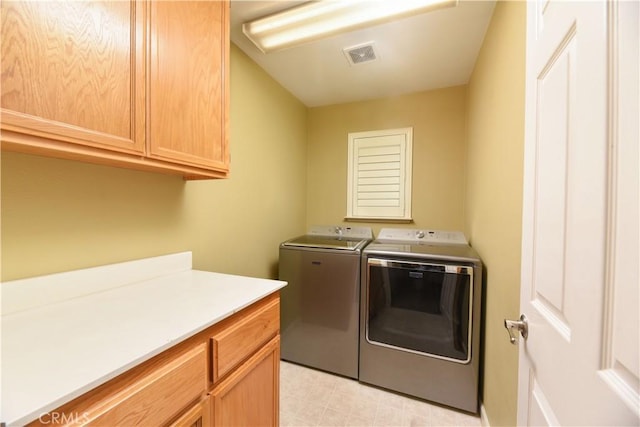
left=377, top=228, right=468, bottom=244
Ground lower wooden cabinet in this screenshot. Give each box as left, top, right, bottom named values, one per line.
left=211, top=336, right=280, bottom=427
left=27, top=293, right=280, bottom=427
left=89, top=343, right=208, bottom=426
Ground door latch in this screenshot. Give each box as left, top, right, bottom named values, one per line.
left=504, top=314, right=528, bottom=344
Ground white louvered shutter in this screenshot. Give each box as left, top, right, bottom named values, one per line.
left=347, top=127, right=412, bottom=220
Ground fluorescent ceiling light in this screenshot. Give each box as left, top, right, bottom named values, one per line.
left=242, top=0, right=457, bottom=53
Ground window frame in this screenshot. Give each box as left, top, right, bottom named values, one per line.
left=346, top=127, right=413, bottom=221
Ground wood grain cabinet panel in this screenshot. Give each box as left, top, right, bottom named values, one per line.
left=87, top=344, right=207, bottom=426
left=27, top=343, right=208, bottom=427
left=0, top=1, right=145, bottom=154
left=1, top=0, right=230, bottom=179
left=211, top=298, right=279, bottom=382
left=169, top=397, right=210, bottom=427
left=211, top=336, right=280, bottom=427
left=148, top=0, right=229, bottom=173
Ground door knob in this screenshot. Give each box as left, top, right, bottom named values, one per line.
left=504, top=314, right=528, bottom=344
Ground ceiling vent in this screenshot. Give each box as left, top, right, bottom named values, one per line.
left=343, top=42, right=378, bottom=66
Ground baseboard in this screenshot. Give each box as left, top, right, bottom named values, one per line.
left=480, top=403, right=490, bottom=427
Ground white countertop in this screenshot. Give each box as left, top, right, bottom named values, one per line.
left=1, top=252, right=286, bottom=426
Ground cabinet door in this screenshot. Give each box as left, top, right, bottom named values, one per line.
left=1, top=1, right=145, bottom=154
left=148, top=0, right=229, bottom=173
left=211, top=336, right=280, bottom=427
left=169, top=398, right=211, bottom=427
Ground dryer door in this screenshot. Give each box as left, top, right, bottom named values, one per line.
left=365, top=258, right=474, bottom=363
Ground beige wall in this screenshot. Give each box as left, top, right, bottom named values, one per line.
left=0, top=44, right=307, bottom=281
left=306, top=86, right=467, bottom=234
left=465, top=2, right=526, bottom=425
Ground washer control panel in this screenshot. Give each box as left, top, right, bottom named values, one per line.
left=307, top=225, right=373, bottom=239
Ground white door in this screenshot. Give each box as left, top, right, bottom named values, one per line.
left=516, top=0, right=639, bottom=425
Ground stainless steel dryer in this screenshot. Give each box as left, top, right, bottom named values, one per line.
left=359, top=228, right=483, bottom=413
left=279, top=225, right=372, bottom=379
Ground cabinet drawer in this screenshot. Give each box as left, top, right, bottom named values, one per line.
left=211, top=298, right=279, bottom=381
left=88, top=343, right=207, bottom=426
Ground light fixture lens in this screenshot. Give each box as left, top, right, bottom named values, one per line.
left=243, top=0, right=457, bottom=53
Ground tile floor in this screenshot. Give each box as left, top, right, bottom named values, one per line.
left=280, top=361, right=482, bottom=427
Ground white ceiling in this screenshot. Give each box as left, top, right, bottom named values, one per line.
left=230, top=1, right=496, bottom=107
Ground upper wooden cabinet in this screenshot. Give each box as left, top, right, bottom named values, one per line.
left=0, top=1, right=145, bottom=154
left=148, top=1, right=229, bottom=172
left=0, top=0, right=229, bottom=180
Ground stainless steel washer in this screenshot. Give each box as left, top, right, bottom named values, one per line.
left=279, top=225, right=372, bottom=379
left=359, top=228, right=483, bottom=413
